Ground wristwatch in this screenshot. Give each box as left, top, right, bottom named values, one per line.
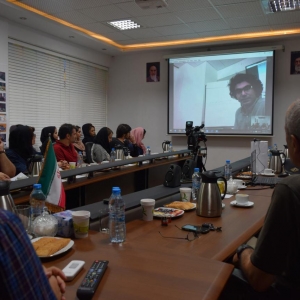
left=236, top=244, right=254, bottom=259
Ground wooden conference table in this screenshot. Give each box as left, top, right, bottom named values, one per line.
left=43, top=187, right=273, bottom=299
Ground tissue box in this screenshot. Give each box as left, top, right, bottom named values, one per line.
left=53, top=210, right=74, bottom=237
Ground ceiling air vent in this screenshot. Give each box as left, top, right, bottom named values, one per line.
left=135, top=0, right=168, bottom=10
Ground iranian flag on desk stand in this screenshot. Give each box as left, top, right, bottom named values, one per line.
left=38, top=138, right=66, bottom=209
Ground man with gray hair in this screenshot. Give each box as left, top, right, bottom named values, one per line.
left=220, top=99, right=300, bottom=299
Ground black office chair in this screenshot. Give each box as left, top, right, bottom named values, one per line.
left=85, top=142, right=94, bottom=164
left=284, top=158, right=300, bottom=174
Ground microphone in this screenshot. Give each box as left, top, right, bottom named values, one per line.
left=200, top=123, right=205, bottom=129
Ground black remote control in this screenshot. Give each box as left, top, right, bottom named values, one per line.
left=76, top=260, right=109, bottom=300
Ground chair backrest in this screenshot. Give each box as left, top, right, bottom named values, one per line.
left=85, top=142, right=94, bottom=164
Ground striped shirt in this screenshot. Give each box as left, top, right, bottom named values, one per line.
left=0, top=209, right=56, bottom=299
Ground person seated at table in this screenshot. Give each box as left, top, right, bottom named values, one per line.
left=131, top=127, right=146, bottom=155
left=0, top=138, right=15, bottom=179
left=82, top=123, right=96, bottom=145
left=220, top=98, right=300, bottom=300
left=91, top=127, right=113, bottom=163
left=40, top=126, right=58, bottom=155
left=0, top=209, right=66, bottom=300
left=110, top=124, right=139, bottom=157
left=73, top=125, right=85, bottom=154
left=54, top=123, right=77, bottom=168
left=6, top=125, right=35, bottom=174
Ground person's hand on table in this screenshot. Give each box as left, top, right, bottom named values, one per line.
left=44, top=266, right=66, bottom=300
left=58, top=160, right=70, bottom=170
left=0, top=172, right=10, bottom=181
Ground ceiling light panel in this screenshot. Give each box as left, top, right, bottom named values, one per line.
left=261, top=0, right=300, bottom=13
left=117, top=2, right=169, bottom=17
left=108, top=20, right=141, bottom=31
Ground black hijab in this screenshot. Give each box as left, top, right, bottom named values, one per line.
left=40, top=126, right=56, bottom=144
left=94, top=127, right=111, bottom=154
left=9, top=125, right=34, bottom=160
left=82, top=123, right=95, bottom=144
left=40, top=126, right=56, bottom=155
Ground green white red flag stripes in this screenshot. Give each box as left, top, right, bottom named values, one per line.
left=38, top=138, right=66, bottom=208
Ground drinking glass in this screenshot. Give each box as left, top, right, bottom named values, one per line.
left=15, top=205, right=31, bottom=233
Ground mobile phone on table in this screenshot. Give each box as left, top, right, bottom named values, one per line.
left=181, top=224, right=210, bottom=234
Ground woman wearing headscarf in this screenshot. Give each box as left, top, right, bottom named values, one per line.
left=73, top=126, right=85, bottom=153
left=6, top=125, right=35, bottom=174
left=131, top=127, right=146, bottom=155
left=91, top=127, right=113, bottom=163
left=82, top=123, right=96, bottom=145
left=39, top=126, right=58, bottom=155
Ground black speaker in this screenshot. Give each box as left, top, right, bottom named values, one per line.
left=163, top=164, right=182, bottom=187
left=182, top=159, right=196, bottom=180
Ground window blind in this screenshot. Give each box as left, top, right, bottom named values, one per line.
left=8, top=41, right=108, bottom=149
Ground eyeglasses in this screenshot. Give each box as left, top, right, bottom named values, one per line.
left=235, top=84, right=253, bottom=96
left=159, top=225, right=199, bottom=242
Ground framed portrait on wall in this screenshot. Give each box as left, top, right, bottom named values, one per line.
left=290, top=51, right=300, bottom=75
left=146, top=62, right=160, bottom=82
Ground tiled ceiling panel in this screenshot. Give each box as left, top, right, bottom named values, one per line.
left=58, top=0, right=113, bottom=10
left=83, top=22, right=118, bottom=34
left=167, top=0, right=213, bottom=11
left=227, top=15, right=268, bottom=28
left=137, top=13, right=183, bottom=27
left=267, top=11, right=300, bottom=25
left=233, top=26, right=272, bottom=34
left=81, top=5, right=131, bottom=22
left=101, top=31, right=133, bottom=41
left=215, top=2, right=263, bottom=19
left=211, top=0, right=258, bottom=5
left=188, top=19, right=230, bottom=32
left=122, top=28, right=163, bottom=39
left=53, top=11, right=96, bottom=25
left=116, top=1, right=170, bottom=17
left=21, top=0, right=71, bottom=14
left=153, top=24, right=195, bottom=35
left=198, top=29, right=234, bottom=37
left=175, top=8, right=222, bottom=23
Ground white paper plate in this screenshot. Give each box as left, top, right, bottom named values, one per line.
left=31, top=237, right=74, bottom=258
left=230, top=200, right=254, bottom=208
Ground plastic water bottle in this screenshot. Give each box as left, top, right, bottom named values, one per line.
left=192, top=168, right=200, bottom=202
left=30, top=183, right=46, bottom=232
left=224, top=160, right=232, bottom=181
left=109, top=187, right=126, bottom=243
left=77, top=151, right=83, bottom=168
left=169, top=143, right=173, bottom=152
left=268, top=146, right=272, bottom=167
left=110, top=148, right=116, bottom=162
left=273, top=143, right=278, bottom=150
left=146, top=146, right=151, bottom=155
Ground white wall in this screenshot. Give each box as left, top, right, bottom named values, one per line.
left=108, top=38, right=300, bottom=169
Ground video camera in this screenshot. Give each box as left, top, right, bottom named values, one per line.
left=185, top=121, right=207, bottom=151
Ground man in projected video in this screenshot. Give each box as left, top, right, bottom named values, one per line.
left=228, top=73, right=265, bottom=130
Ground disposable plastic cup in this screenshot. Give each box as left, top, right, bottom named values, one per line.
left=140, top=199, right=155, bottom=221
left=69, top=162, right=76, bottom=169
left=72, top=211, right=90, bottom=238
left=180, top=187, right=191, bottom=202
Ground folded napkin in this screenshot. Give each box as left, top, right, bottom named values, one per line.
left=10, top=172, right=29, bottom=181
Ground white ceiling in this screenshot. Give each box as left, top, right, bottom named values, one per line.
left=0, top=0, right=300, bottom=55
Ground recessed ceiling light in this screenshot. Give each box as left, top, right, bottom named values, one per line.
left=107, top=20, right=141, bottom=31
left=102, top=48, right=107, bottom=51
left=261, top=0, right=300, bottom=13
left=19, top=17, right=27, bottom=20
left=69, top=36, right=75, bottom=38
